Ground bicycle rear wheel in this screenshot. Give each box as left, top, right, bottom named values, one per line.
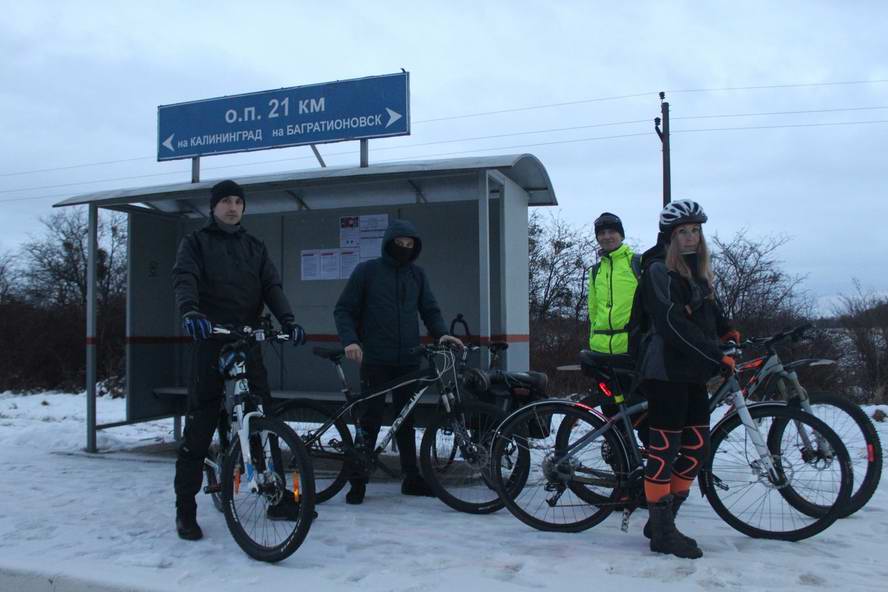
left=221, top=417, right=316, bottom=562
left=491, top=402, right=629, bottom=533
left=702, top=405, right=852, bottom=541
left=420, top=401, right=521, bottom=514
left=276, top=399, right=353, bottom=503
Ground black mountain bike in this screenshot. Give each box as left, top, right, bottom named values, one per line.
left=490, top=346, right=854, bottom=541
left=199, top=321, right=315, bottom=562
left=273, top=344, right=527, bottom=514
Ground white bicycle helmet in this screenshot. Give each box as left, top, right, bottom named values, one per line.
left=659, top=199, right=708, bottom=232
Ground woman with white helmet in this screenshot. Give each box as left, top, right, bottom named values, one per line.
left=636, top=199, right=739, bottom=559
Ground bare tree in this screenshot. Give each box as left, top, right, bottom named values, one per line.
left=528, top=211, right=596, bottom=322
left=835, top=281, right=888, bottom=402
left=710, top=230, right=811, bottom=336
left=19, top=208, right=127, bottom=309
left=0, top=208, right=128, bottom=391
left=0, top=251, right=17, bottom=304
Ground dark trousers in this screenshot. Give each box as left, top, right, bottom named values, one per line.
left=354, top=363, right=421, bottom=479
left=174, top=340, right=272, bottom=508
left=642, top=379, right=711, bottom=500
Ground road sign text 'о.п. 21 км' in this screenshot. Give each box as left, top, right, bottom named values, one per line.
left=157, top=72, right=409, bottom=161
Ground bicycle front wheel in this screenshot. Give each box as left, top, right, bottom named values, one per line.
left=702, top=406, right=852, bottom=541
left=420, top=401, right=518, bottom=514
left=221, top=417, right=316, bottom=562
left=491, top=402, right=628, bottom=533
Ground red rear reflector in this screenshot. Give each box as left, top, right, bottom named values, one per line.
left=868, top=444, right=875, bottom=463
left=598, top=382, right=613, bottom=397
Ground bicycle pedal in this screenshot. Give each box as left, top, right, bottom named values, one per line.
left=620, top=508, right=632, bottom=533
left=204, top=484, right=222, bottom=494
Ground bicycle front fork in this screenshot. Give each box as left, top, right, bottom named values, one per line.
left=731, top=391, right=783, bottom=483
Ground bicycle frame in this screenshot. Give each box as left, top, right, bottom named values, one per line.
left=548, top=371, right=788, bottom=490
left=208, top=323, right=290, bottom=496
left=738, top=348, right=837, bottom=454
left=297, top=348, right=462, bottom=461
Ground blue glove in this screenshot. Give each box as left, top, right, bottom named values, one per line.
left=283, top=322, right=306, bottom=346
left=183, top=311, right=212, bottom=341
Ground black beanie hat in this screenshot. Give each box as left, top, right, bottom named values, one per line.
left=594, top=212, right=624, bottom=239
left=210, top=180, right=246, bottom=213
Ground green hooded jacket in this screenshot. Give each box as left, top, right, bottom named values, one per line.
left=587, top=243, right=639, bottom=354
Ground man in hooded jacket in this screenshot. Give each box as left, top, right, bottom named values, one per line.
left=334, top=218, right=462, bottom=504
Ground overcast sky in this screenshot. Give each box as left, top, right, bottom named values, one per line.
left=2, top=1, right=886, bottom=314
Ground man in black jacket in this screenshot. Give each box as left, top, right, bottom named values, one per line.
left=334, top=218, right=462, bottom=504
left=171, top=179, right=306, bottom=540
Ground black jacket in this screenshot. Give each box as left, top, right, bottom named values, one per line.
left=334, top=219, right=448, bottom=367
left=637, top=245, right=731, bottom=384
left=172, top=220, right=295, bottom=327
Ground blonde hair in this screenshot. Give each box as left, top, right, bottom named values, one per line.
left=665, top=226, right=715, bottom=297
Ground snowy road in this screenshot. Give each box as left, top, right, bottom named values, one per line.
left=1, top=392, right=886, bottom=591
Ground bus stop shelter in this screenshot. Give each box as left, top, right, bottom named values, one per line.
left=53, top=153, right=557, bottom=452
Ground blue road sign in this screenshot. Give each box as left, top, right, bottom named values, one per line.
left=157, top=72, right=409, bottom=161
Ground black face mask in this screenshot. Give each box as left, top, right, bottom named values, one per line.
left=388, top=243, right=413, bottom=265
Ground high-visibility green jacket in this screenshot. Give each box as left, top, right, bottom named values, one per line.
left=587, top=243, right=640, bottom=354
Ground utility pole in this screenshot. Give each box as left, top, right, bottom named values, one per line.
left=654, top=91, right=671, bottom=207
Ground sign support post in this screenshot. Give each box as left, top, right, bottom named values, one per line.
left=360, top=139, right=369, bottom=167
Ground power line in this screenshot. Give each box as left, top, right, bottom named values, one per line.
left=5, top=117, right=888, bottom=206
left=669, top=79, right=888, bottom=94
left=4, top=77, right=887, bottom=179
left=412, top=92, right=654, bottom=123
left=0, top=155, right=156, bottom=178
left=5, top=115, right=888, bottom=202
left=673, top=105, right=888, bottom=121
left=673, top=119, right=888, bottom=134
left=6, top=105, right=888, bottom=195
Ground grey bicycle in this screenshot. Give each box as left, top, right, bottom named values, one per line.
left=490, top=345, right=854, bottom=541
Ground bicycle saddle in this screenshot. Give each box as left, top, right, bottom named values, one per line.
left=579, top=350, right=636, bottom=372
left=312, top=347, right=345, bottom=361
left=489, top=370, right=548, bottom=392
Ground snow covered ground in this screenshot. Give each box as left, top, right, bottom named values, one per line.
left=1, top=391, right=886, bottom=592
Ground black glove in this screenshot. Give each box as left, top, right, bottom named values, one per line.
left=283, top=322, right=306, bottom=346
left=183, top=311, right=212, bottom=341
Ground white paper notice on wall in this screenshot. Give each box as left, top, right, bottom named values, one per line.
left=359, top=214, right=388, bottom=261
left=340, top=249, right=360, bottom=279
left=301, top=250, right=321, bottom=281
left=319, top=250, right=340, bottom=280
left=339, top=216, right=360, bottom=248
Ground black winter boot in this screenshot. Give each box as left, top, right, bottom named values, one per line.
left=175, top=501, right=203, bottom=541
left=647, top=495, right=702, bottom=559
left=643, top=492, right=696, bottom=546
left=401, top=475, right=435, bottom=497
left=346, top=480, right=366, bottom=505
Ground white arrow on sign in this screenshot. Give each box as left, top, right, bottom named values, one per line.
left=385, top=108, right=402, bottom=129
left=162, top=134, right=175, bottom=152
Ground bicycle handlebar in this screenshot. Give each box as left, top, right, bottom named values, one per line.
left=211, top=321, right=290, bottom=344
left=745, top=323, right=814, bottom=350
